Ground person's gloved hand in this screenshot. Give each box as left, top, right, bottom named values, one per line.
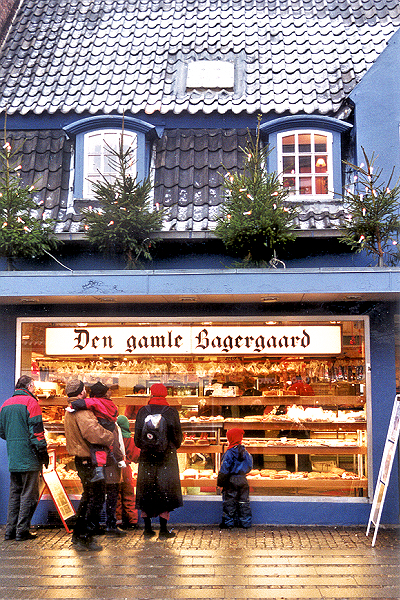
left=38, top=449, right=50, bottom=469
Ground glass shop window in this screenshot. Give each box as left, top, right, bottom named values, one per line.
left=17, top=317, right=369, bottom=500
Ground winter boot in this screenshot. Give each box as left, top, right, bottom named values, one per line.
left=90, top=466, right=105, bottom=483
left=159, top=516, right=175, bottom=538
left=143, top=517, right=156, bottom=538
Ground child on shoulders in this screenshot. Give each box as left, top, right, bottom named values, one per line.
left=68, top=381, right=118, bottom=482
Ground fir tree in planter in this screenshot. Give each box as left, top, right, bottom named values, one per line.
left=341, top=148, right=400, bottom=267
left=215, top=117, right=297, bottom=267
left=0, top=130, right=56, bottom=270
left=82, top=134, right=165, bottom=269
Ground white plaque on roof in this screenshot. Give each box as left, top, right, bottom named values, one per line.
left=186, top=60, right=234, bottom=90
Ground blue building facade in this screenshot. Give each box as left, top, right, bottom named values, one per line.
left=0, top=1, right=399, bottom=527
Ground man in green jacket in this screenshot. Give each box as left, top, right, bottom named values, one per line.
left=0, top=375, right=49, bottom=541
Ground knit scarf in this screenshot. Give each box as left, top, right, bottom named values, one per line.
left=149, top=397, right=169, bottom=406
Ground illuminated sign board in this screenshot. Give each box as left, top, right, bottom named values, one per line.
left=45, top=325, right=342, bottom=356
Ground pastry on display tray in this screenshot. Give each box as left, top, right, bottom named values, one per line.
left=245, top=468, right=363, bottom=481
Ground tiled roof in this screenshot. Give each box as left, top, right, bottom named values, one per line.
left=154, top=129, right=252, bottom=232
left=0, top=0, right=399, bottom=117
left=5, top=130, right=78, bottom=233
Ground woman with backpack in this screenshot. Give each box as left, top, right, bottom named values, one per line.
left=134, top=383, right=183, bottom=538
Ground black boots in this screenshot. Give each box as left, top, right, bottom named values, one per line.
left=159, top=517, right=175, bottom=538
left=143, top=516, right=175, bottom=538
left=143, top=517, right=156, bottom=538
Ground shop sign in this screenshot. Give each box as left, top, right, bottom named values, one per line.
left=45, top=325, right=342, bottom=356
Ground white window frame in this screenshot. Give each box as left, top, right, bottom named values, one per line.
left=83, top=129, right=138, bottom=199
left=277, top=130, right=334, bottom=200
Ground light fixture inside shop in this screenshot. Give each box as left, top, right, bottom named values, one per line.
left=261, top=296, right=278, bottom=303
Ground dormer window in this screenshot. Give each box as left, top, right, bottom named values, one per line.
left=261, top=116, right=353, bottom=203
left=186, top=60, right=234, bottom=91
left=64, top=116, right=163, bottom=200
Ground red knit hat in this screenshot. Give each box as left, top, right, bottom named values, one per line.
left=150, top=383, right=168, bottom=397
left=227, top=427, right=244, bottom=448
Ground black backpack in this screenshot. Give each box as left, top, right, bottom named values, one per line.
left=140, top=406, right=169, bottom=454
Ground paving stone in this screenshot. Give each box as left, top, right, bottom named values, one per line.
left=0, top=526, right=398, bottom=600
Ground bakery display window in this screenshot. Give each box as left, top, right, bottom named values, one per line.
left=17, top=316, right=370, bottom=499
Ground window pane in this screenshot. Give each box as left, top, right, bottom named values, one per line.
left=283, top=177, right=296, bottom=194
left=283, top=156, right=295, bottom=174
left=315, top=156, right=327, bottom=173
left=87, top=154, right=101, bottom=173
left=314, top=134, right=327, bottom=153
left=20, top=317, right=368, bottom=500
left=299, top=177, right=312, bottom=194
left=299, top=156, right=311, bottom=173
left=104, top=153, right=116, bottom=174
left=104, top=133, right=119, bottom=152
left=282, top=135, right=295, bottom=153
left=316, top=176, right=328, bottom=194
left=298, top=134, right=311, bottom=153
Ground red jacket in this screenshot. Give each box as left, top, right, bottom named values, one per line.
left=123, top=436, right=140, bottom=463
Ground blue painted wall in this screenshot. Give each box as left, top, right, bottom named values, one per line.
left=350, top=28, right=400, bottom=183
left=0, top=309, right=17, bottom=525
left=369, top=303, right=399, bottom=524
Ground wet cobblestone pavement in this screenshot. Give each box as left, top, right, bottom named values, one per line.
left=0, top=525, right=399, bottom=599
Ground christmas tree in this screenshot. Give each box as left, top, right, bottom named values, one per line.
left=82, top=133, right=164, bottom=269
left=0, top=124, right=56, bottom=270
left=215, top=116, right=297, bottom=266
left=341, top=148, right=400, bottom=267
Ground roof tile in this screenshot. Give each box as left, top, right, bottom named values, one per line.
left=0, top=0, right=399, bottom=116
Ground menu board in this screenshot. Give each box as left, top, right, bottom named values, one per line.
left=366, top=395, right=400, bottom=546
left=40, top=450, right=76, bottom=532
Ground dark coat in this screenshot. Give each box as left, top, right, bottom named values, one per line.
left=134, top=402, right=183, bottom=516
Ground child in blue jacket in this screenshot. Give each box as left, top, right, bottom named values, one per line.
left=217, top=427, right=252, bottom=529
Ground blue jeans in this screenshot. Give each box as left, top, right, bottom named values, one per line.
left=6, top=470, right=40, bottom=537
